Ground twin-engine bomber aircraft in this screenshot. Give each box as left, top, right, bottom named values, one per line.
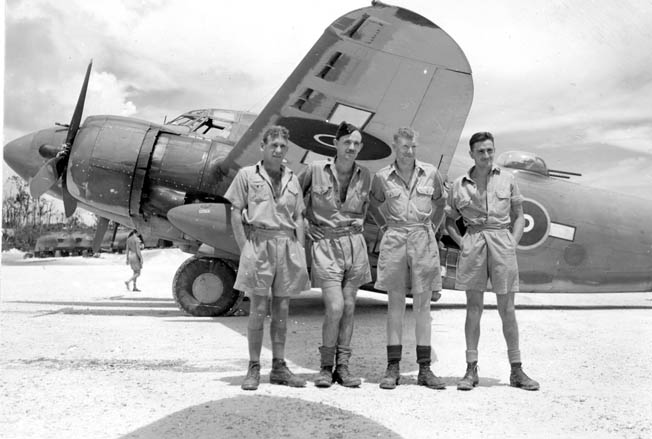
left=5, top=2, right=652, bottom=316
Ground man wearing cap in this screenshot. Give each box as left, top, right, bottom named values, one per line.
left=298, top=121, right=372, bottom=388
left=369, top=127, right=447, bottom=390
left=445, top=131, right=539, bottom=391
left=225, top=125, right=310, bottom=391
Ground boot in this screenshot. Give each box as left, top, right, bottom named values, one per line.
left=417, top=364, right=446, bottom=389
left=416, top=345, right=445, bottom=389
left=379, top=345, right=402, bottom=389
left=270, top=358, right=306, bottom=387
left=379, top=362, right=400, bottom=389
left=333, top=345, right=361, bottom=387
left=509, top=363, right=539, bottom=391
left=457, top=362, right=479, bottom=391
left=314, top=346, right=335, bottom=388
left=241, top=361, right=261, bottom=391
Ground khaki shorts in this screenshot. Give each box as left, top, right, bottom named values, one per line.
left=128, top=254, right=142, bottom=274
left=375, top=225, right=442, bottom=293
left=234, top=230, right=309, bottom=296
left=311, top=233, right=372, bottom=289
left=456, top=228, right=519, bottom=294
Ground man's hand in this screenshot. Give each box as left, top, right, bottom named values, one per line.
left=306, top=222, right=324, bottom=241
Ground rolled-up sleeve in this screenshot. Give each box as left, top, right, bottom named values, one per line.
left=224, top=169, right=248, bottom=210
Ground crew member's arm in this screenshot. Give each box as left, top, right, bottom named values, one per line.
left=367, top=174, right=387, bottom=230
left=125, top=241, right=130, bottom=265
left=430, top=171, right=447, bottom=231
left=444, top=184, right=463, bottom=247
left=297, top=165, right=323, bottom=241
left=510, top=177, right=525, bottom=245
left=511, top=202, right=525, bottom=245
left=224, top=169, right=249, bottom=252
left=230, top=207, right=247, bottom=251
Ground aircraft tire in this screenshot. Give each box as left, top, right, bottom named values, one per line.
left=173, top=256, right=240, bottom=317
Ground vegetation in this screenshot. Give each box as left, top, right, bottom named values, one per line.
left=2, top=176, right=94, bottom=251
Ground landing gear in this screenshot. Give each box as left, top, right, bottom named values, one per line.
left=172, top=256, right=243, bottom=317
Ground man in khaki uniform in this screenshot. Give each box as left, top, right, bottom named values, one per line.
left=124, top=230, right=143, bottom=292
left=369, top=127, right=446, bottom=390
left=445, top=131, right=539, bottom=391
left=225, top=125, right=310, bottom=391
left=298, top=121, right=372, bottom=388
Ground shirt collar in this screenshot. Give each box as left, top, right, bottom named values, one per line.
left=389, top=159, right=427, bottom=177
left=462, top=164, right=501, bottom=185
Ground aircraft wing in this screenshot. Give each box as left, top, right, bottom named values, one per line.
left=220, top=2, right=473, bottom=182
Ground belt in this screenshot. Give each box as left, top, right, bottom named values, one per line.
left=384, top=222, right=432, bottom=232
left=246, top=226, right=296, bottom=240
left=317, top=224, right=362, bottom=239
left=466, top=224, right=510, bottom=233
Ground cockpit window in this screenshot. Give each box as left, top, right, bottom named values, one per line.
left=167, top=114, right=231, bottom=140
left=496, top=151, right=548, bottom=176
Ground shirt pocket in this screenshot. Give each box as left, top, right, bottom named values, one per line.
left=414, top=185, right=434, bottom=214
left=385, top=188, right=403, bottom=217
left=344, top=189, right=367, bottom=214
left=249, top=182, right=270, bottom=204
left=281, top=185, right=299, bottom=212
left=494, top=188, right=511, bottom=215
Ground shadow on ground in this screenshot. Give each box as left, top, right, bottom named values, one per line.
left=119, top=395, right=402, bottom=439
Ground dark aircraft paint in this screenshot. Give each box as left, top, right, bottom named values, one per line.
left=519, top=198, right=550, bottom=248
left=277, top=117, right=392, bottom=160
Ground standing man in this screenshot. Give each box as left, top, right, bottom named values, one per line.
left=369, top=127, right=447, bottom=390
left=124, top=230, right=143, bottom=292
left=225, top=125, right=310, bottom=391
left=445, top=131, right=539, bottom=391
left=298, top=121, right=372, bottom=388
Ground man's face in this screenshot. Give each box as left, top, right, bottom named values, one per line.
left=261, top=135, right=289, bottom=166
left=335, top=130, right=363, bottom=163
left=469, top=139, right=495, bottom=169
left=393, top=136, right=417, bottom=166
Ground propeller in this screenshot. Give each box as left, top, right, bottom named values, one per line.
left=29, top=60, right=93, bottom=217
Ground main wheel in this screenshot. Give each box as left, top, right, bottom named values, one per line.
left=172, top=256, right=241, bottom=317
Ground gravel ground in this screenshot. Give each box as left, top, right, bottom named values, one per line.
left=1, top=249, right=651, bottom=439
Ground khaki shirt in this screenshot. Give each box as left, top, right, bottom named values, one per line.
left=224, top=161, right=304, bottom=230
left=370, top=160, right=446, bottom=225
left=445, top=165, right=522, bottom=230
left=298, top=160, right=372, bottom=228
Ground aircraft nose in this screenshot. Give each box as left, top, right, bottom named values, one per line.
left=4, top=132, right=37, bottom=179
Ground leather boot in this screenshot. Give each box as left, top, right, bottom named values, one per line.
left=379, top=362, right=400, bottom=389
left=314, top=346, right=335, bottom=388
left=416, top=345, right=445, bottom=389
left=457, top=362, right=479, bottom=391
left=509, top=363, right=539, bottom=391
left=333, top=345, right=361, bottom=387
left=270, top=358, right=306, bottom=387
left=417, top=363, right=446, bottom=389
left=241, top=361, right=261, bottom=391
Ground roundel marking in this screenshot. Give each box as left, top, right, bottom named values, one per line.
left=518, top=198, right=550, bottom=250
left=276, top=116, right=392, bottom=160
left=313, top=134, right=336, bottom=149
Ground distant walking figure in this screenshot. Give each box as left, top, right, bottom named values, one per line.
left=125, top=230, right=143, bottom=292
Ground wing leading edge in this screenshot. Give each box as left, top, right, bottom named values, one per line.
left=220, top=2, right=474, bottom=182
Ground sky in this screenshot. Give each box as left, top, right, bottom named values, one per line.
left=3, top=0, right=652, bottom=201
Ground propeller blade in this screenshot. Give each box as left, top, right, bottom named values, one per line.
left=66, top=60, right=92, bottom=146
left=92, top=217, right=110, bottom=254
left=62, top=175, right=77, bottom=217
left=29, top=156, right=64, bottom=198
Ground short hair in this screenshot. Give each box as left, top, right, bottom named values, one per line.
left=469, top=131, right=494, bottom=150
left=335, top=121, right=361, bottom=140
left=393, top=127, right=418, bottom=143
left=262, top=125, right=290, bottom=144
